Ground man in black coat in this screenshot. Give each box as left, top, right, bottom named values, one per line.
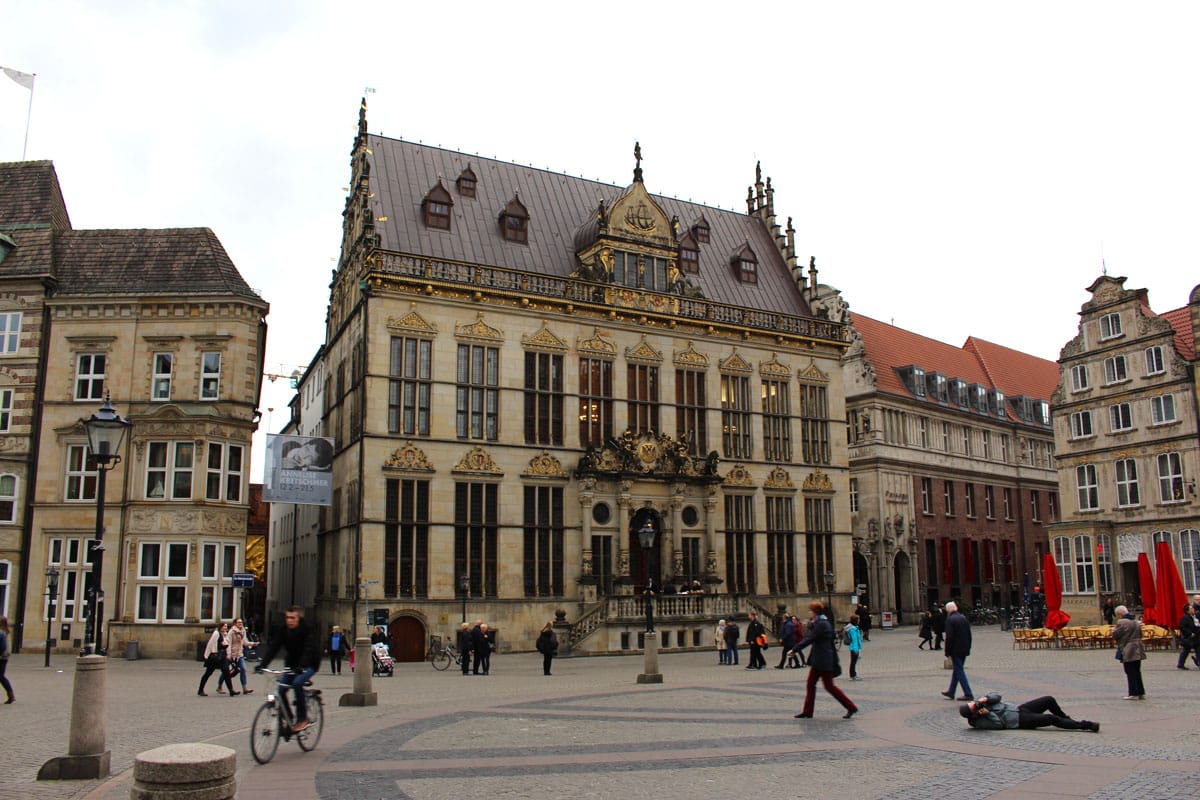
left=1029, top=587, right=1047, bottom=629
left=775, top=614, right=797, bottom=669
left=456, top=622, right=472, bottom=675
left=931, top=604, right=946, bottom=650
left=471, top=620, right=492, bottom=675
left=724, top=620, right=740, bottom=665
left=257, top=606, right=322, bottom=731
left=940, top=601, right=974, bottom=701
left=745, top=611, right=767, bottom=670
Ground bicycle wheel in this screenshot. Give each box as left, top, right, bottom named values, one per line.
left=250, top=702, right=281, bottom=764
left=296, top=697, right=323, bottom=751
left=432, top=651, right=452, bottom=671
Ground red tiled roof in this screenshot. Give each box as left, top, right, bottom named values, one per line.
left=851, top=312, right=1058, bottom=405
left=1160, top=306, right=1195, bottom=361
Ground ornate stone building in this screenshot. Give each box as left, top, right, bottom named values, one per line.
left=282, top=102, right=852, bottom=658
left=1048, top=276, right=1199, bottom=620
left=843, top=313, right=1060, bottom=621
left=0, top=160, right=268, bottom=657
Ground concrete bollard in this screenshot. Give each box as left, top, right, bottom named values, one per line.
left=340, top=636, right=378, bottom=706
left=637, top=631, right=664, bottom=684
left=37, top=654, right=111, bottom=780
left=130, top=743, right=236, bottom=800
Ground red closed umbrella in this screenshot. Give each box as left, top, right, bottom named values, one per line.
left=1154, top=541, right=1189, bottom=630
left=1042, top=552, right=1071, bottom=630
left=1137, top=553, right=1157, bottom=625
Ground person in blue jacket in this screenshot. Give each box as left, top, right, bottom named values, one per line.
left=845, top=614, right=863, bottom=680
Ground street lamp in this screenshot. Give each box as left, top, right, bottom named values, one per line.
left=459, top=574, right=470, bottom=623
left=44, top=566, right=60, bottom=667
left=636, top=521, right=656, bottom=633
left=824, top=570, right=835, bottom=625
left=82, top=394, right=131, bottom=657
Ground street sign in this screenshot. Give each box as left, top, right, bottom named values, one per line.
left=232, top=572, right=255, bottom=589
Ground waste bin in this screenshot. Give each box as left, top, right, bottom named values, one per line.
left=125, top=640, right=140, bottom=660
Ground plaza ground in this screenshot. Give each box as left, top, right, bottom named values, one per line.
left=2, top=624, right=1196, bottom=800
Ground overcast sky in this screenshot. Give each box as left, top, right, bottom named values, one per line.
left=3, top=1, right=1198, bottom=480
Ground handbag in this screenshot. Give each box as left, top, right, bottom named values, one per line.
left=943, top=656, right=953, bottom=670
left=1114, top=647, right=1123, bottom=661
left=832, top=650, right=843, bottom=677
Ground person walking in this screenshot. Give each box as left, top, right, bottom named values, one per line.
left=0, top=616, right=13, bottom=704
left=918, top=611, right=934, bottom=650
left=1102, top=597, right=1116, bottom=626
left=198, top=622, right=238, bottom=697
left=715, top=619, right=728, bottom=665
left=746, top=611, right=767, bottom=670
left=846, top=614, right=863, bottom=680
left=1113, top=604, right=1146, bottom=699
left=457, top=622, right=473, bottom=675
left=775, top=613, right=796, bottom=669
left=1029, top=586, right=1047, bottom=629
left=724, top=619, right=740, bottom=666
left=858, top=604, right=872, bottom=641
left=931, top=605, right=946, bottom=650
left=790, top=601, right=857, bottom=719
left=536, top=622, right=558, bottom=675
left=1178, top=603, right=1200, bottom=669
left=940, top=601, right=974, bottom=701
left=327, top=625, right=349, bottom=675
left=227, top=618, right=254, bottom=695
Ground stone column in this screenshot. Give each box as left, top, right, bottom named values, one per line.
left=703, top=490, right=720, bottom=586
left=636, top=631, right=663, bottom=684
left=339, top=637, right=378, bottom=706
left=37, top=655, right=110, bottom=780
left=670, top=491, right=684, bottom=579
left=131, top=743, right=236, bottom=800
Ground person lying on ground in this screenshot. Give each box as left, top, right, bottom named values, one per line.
left=960, top=693, right=1099, bottom=732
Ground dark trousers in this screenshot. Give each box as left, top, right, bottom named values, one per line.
left=474, top=649, right=490, bottom=674
left=849, top=651, right=860, bottom=678
left=542, top=653, right=553, bottom=675
left=199, top=656, right=235, bottom=694
left=777, top=643, right=794, bottom=668
left=727, top=643, right=739, bottom=664
left=0, top=657, right=12, bottom=700
left=1016, top=696, right=1090, bottom=730
left=933, top=632, right=943, bottom=649
left=1178, top=642, right=1200, bottom=668
left=329, top=653, right=343, bottom=675
left=748, top=642, right=765, bottom=668
left=1123, top=659, right=1145, bottom=696
left=801, top=668, right=856, bottom=715
left=919, top=633, right=933, bottom=649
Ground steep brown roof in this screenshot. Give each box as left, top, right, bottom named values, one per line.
left=1160, top=305, right=1196, bottom=361
left=964, top=336, right=1061, bottom=402
left=53, top=228, right=261, bottom=299
left=364, top=136, right=810, bottom=316
left=0, top=160, right=71, bottom=231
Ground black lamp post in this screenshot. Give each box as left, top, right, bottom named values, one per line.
left=824, top=570, right=835, bottom=625
left=44, top=566, right=60, bottom=667
left=637, top=521, right=656, bottom=633
left=459, top=574, right=470, bottom=623
left=82, top=394, right=131, bottom=657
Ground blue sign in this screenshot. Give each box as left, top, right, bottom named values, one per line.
left=232, top=572, right=255, bottom=589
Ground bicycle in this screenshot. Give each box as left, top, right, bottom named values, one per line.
left=249, top=668, right=324, bottom=764
left=429, top=640, right=462, bottom=671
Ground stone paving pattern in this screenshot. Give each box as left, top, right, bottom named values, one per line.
left=2, top=626, right=1197, bottom=800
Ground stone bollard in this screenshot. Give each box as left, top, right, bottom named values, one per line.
left=37, top=654, right=111, bottom=780
left=637, top=631, right=663, bottom=684
left=340, top=636, right=378, bottom=706
left=130, top=743, right=235, bottom=800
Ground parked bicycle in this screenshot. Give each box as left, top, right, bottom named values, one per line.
left=428, top=639, right=462, bottom=671
left=249, top=668, right=324, bottom=764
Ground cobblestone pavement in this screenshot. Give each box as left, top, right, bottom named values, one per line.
left=2, top=626, right=1198, bottom=800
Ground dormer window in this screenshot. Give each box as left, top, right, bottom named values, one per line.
left=498, top=193, right=529, bottom=243
left=905, top=366, right=926, bottom=397
left=989, top=389, right=1005, bottom=417
left=927, top=372, right=948, bottom=403
left=456, top=166, right=477, bottom=197
left=952, top=379, right=969, bottom=407
left=421, top=181, right=453, bottom=230
left=691, top=216, right=710, bottom=244
left=730, top=243, right=757, bottom=284
left=679, top=234, right=699, bottom=274
left=971, top=384, right=987, bottom=412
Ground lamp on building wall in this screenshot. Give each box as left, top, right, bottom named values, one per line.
left=824, top=570, right=836, bottom=625
left=44, top=566, right=60, bottom=667
left=637, top=521, right=656, bottom=633
left=459, top=573, right=470, bottom=623
left=82, top=394, right=131, bottom=656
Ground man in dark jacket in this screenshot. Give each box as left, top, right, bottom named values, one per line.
left=790, top=601, right=857, bottom=719
left=941, top=601, right=974, bottom=701
left=961, top=693, right=1099, bottom=732
left=931, top=604, right=946, bottom=650
left=724, top=620, right=740, bottom=665
left=856, top=603, right=872, bottom=641
left=456, top=622, right=472, bottom=675
left=257, top=606, right=322, bottom=731
left=471, top=620, right=491, bottom=675
left=745, top=611, right=767, bottom=670
left=775, top=614, right=796, bottom=669
left=1029, top=586, right=1047, bottom=629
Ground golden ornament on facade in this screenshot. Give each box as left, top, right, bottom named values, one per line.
left=723, top=463, right=755, bottom=487
left=383, top=442, right=435, bottom=472
left=802, top=470, right=835, bottom=492
left=522, top=322, right=568, bottom=353
left=453, top=445, right=503, bottom=475
left=759, top=353, right=791, bottom=378
left=798, top=359, right=831, bottom=383
left=523, top=450, right=567, bottom=479
left=719, top=350, right=753, bottom=374
left=764, top=466, right=795, bottom=490
left=673, top=343, right=709, bottom=367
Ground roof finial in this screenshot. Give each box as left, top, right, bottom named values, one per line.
left=358, top=96, right=368, bottom=137
left=633, top=141, right=643, bottom=183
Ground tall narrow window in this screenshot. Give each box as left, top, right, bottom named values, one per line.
left=523, top=485, right=563, bottom=597
left=984, top=485, right=995, bottom=518
left=1003, top=488, right=1014, bottom=520
left=627, top=363, right=659, bottom=434
left=579, top=357, right=613, bottom=448
left=454, top=482, right=498, bottom=597
left=800, top=384, right=830, bottom=464
left=1030, top=490, right=1041, bottom=521
left=919, top=417, right=929, bottom=448
left=151, top=353, right=173, bottom=401
left=65, top=445, right=97, bottom=501
left=205, top=443, right=244, bottom=503
left=1097, top=534, right=1115, bottom=593
left=920, top=477, right=933, bottom=514
left=1053, top=537, right=1074, bottom=593
left=721, top=374, right=752, bottom=459
left=1115, top=458, right=1140, bottom=507
left=385, top=478, right=429, bottom=598
left=766, top=496, right=795, bottom=593
left=389, top=336, right=432, bottom=436
left=848, top=478, right=859, bottom=513
left=724, top=494, right=755, bottom=593
left=524, top=352, right=563, bottom=445
left=200, top=352, right=221, bottom=400
left=0, top=312, right=19, bottom=354
left=1073, top=534, right=1095, bottom=593
left=75, top=354, right=105, bottom=401
left=761, top=378, right=791, bottom=462
left=965, top=483, right=976, bottom=518
left=0, top=474, right=17, bottom=523
left=1150, top=394, right=1176, bottom=425
left=943, top=481, right=955, bottom=515
left=675, top=368, right=707, bottom=455
left=456, top=344, right=499, bottom=440
left=941, top=422, right=951, bottom=452
left=0, top=387, right=11, bottom=432
left=1179, top=529, right=1200, bottom=593
left=804, top=497, right=833, bottom=594
left=1144, top=346, right=1165, bottom=375
left=1158, top=452, right=1185, bottom=502
left=1076, top=464, right=1099, bottom=511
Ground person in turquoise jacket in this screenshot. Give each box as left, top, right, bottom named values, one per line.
left=845, top=615, right=863, bottom=680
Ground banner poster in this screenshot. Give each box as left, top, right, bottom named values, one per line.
left=262, top=434, right=334, bottom=505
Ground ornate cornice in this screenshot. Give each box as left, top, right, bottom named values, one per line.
left=455, top=313, right=503, bottom=343
left=521, top=321, right=568, bottom=353
left=673, top=342, right=709, bottom=368
left=386, top=305, right=438, bottom=336
left=625, top=336, right=663, bottom=364
left=759, top=353, right=790, bottom=379
left=578, top=327, right=617, bottom=358
left=797, top=359, right=830, bottom=384
left=719, top=349, right=752, bottom=375
left=764, top=466, right=795, bottom=490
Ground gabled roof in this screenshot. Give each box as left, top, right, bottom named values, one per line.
left=1160, top=305, right=1195, bottom=361
left=363, top=136, right=810, bottom=316
left=850, top=312, right=1057, bottom=410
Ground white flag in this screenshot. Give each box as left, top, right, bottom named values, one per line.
left=2, top=67, right=35, bottom=90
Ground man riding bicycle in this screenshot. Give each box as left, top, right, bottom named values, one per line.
left=256, top=606, right=321, bottom=731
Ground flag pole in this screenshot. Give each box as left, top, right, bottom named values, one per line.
left=21, top=74, right=35, bottom=160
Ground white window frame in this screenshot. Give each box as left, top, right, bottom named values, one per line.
left=984, top=485, right=995, bottom=519
left=145, top=441, right=194, bottom=501
left=1030, top=490, right=1041, bottom=521
left=0, top=386, right=12, bottom=432
left=1000, top=435, right=1009, bottom=463
left=1097, top=534, right=1115, bottom=593
left=941, top=422, right=950, bottom=452
left=1115, top=458, right=1140, bottom=507
left=0, top=559, right=9, bottom=618
left=200, top=351, right=221, bottom=400
left=74, top=353, right=106, bottom=401
left=0, top=473, right=15, bottom=524
left=1070, top=364, right=1089, bottom=392
left=1180, top=529, right=1200, bottom=594
left=199, top=542, right=241, bottom=622
left=965, top=483, right=976, bottom=518
left=136, top=540, right=189, bottom=622
left=47, top=536, right=94, bottom=624
left=920, top=477, right=932, bottom=514
left=205, top=442, right=244, bottom=503
left=1073, top=534, right=1095, bottom=594
left=1103, top=355, right=1127, bottom=385
left=1003, top=487, right=1013, bottom=520
left=152, top=352, right=173, bottom=401
left=1099, top=312, right=1122, bottom=340
left=918, top=417, right=929, bottom=448
left=1069, top=410, right=1093, bottom=439
left=1053, top=536, right=1074, bottom=593
left=1109, top=403, right=1132, bottom=433
left=982, top=430, right=991, bottom=460
left=1077, top=464, right=1099, bottom=511
left=848, top=478, right=858, bottom=513
left=65, top=444, right=98, bottom=501
left=1158, top=452, right=1185, bottom=503
left=1144, top=346, right=1165, bottom=376
left=1150, top=394, right=1176, bottom=425
left=0, top=311, right=20, bottom=354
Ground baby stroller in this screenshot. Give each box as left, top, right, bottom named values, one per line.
left=371, top=642, right=395, bottom=677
